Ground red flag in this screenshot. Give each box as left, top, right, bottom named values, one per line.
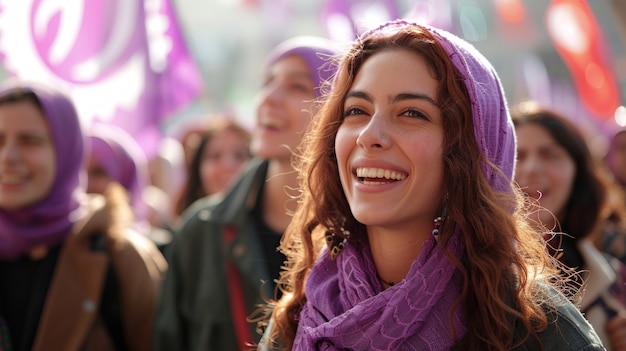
left=492, top=0, right=537, bottom=45
left=545, top=0, right=620, bottom=120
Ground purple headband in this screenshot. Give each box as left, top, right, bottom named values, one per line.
left=0, top=80, right=85, bottom=260
left=87, top=122, right=149, bottom=219
left=264, top=36, right=340, bottom=97
left=359, top=20, right=516, bottom=194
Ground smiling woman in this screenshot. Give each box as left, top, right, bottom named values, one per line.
left=0, top=80, right=166, bottom=351
left=0, top=96, right=56, bottom=211
left=256, top=20, right=606, bottom=351
left=153, top=36, right=340, bottom=351
left=336, top=49, right=444, bottom=263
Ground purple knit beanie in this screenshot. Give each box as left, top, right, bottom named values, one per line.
left=264, top=36, right=340, bottom=97
left=0, top=80, right=85, bottom=260
left=360, top=20, right=516, bottom=195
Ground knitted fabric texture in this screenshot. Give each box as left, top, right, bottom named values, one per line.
left=293, top=20, right=516, bottom=350
left=0, top=81, right=85, bottom=260
left=295, top=232, right=466, bottom=350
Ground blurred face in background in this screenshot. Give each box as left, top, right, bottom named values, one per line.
left=251, top=55, right=317, bottom=162
left=0, top=100, right=57, bottom=210
left=200, top=129, right=250, bottom=195
left=86, top=156, right=112, bottom=195
left=515, top=122, right=576, bottom=228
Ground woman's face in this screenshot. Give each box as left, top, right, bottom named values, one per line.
left=86, top=156, right=112, bottom=195
left=335, top=49, right=445, bottom=233
left=515, top=123, right=576, bottom=227
left=200, top=129, right=250, bottom=195
left=252, top=54, right=317, bottom=162
left=0, top=100, right=57, bottom=210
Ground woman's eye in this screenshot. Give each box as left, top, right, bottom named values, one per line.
left=404, top=109, right=428, bottom=120
left=546, top=152, right=563, bottom=161
left=22, top=136, right=45, bottom=146
left=343, top=107, right=365, bottom=117
left=290, top=83, right=311, bottom=93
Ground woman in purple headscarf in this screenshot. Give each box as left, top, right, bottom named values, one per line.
left=0, top=80, right=167, bottom=351
left=84, top=123, right=174, bottom=252
left=86, top=122, right=150, bottom=221
left=153, top=36, right=340, bottom=351
left=257, top=20, right=604, bottom=350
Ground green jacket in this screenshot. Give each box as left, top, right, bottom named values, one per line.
left=153, top=158, right=274, bottom=351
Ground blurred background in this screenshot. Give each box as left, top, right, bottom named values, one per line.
left=0, top=0, right=624, bottom=156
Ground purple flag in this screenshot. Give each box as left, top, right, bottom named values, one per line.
left=404, top=0, right=456, bottom=34
left=320, top=0, right=400, bottom=42
left=0, top=0, right=203, bottom=158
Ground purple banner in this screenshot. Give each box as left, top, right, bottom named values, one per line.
left=320, top=0, right=400, bottom=41
left=0, top=0, right=203, bottom=158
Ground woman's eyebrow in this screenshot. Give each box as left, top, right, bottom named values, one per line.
left=392, top=93, right=439, bottom=108
left=346, top=90, right=439, bottom=108
left=345, top=90, right=372, bottom=103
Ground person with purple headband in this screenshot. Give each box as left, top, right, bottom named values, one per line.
left=256, top=20, right=605, bottom=350
left=153, top=36, right=340, bottom=350
left=0, top=80, right=167, bottom=351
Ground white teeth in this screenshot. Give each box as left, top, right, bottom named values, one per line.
left=356, top=167, right=406, bottom=180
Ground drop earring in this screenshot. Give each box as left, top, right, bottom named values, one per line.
left=325, top=218, right=350, bottom=260
left=432, top=207, right=447, bottom=237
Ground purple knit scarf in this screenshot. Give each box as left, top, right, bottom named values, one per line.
left=294, top=230, right=467, bottom=350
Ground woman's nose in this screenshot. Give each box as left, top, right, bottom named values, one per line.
left=0, top=142, right=20, bottom=164
left=356, top=113, right=391, bottom=150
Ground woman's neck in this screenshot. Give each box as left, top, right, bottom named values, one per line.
left=368, top=224, right=431, bottom=287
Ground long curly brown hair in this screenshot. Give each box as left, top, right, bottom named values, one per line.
left=260, top=25, right=562, bottom=351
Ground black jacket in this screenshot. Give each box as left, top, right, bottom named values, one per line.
left=153, top=158, right=276, bottom=351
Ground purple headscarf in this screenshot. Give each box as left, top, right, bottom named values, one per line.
left=264, top=36, right=339, bottom=98
left=87, top=122, right=149, bottom=221
left=294, top=20, right=515, bottom=350
left=0, top=81, right=85, bottom=261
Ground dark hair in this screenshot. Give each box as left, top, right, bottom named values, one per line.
left=0, top=90, right=42, bottom=108
left=174, top=118, right=251, bottom=216
left=511, top=103, right=612, bottom=266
